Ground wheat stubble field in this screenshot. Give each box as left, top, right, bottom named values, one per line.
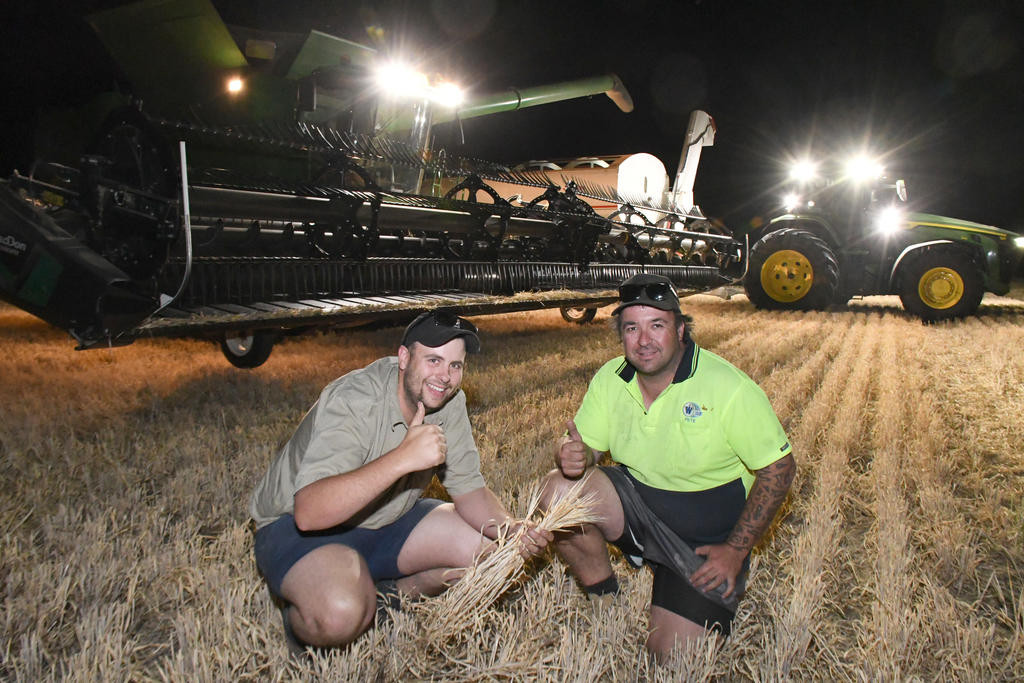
left=2, top=292, right=1023, bottom=681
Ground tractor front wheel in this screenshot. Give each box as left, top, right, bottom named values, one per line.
left=744, top=228, right=839, bottom=310
left=898, top=247, right=983, bottom=320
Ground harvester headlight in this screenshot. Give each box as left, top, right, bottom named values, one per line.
left=788, top=159, right=818, bottom=183
left=845, top=154, right=884, bottom=183
left=1014, top=235, right=1024, bottom=248
left=374, top=62, right=463, bottom=107
left=226, top=76, right=245, bottom=95
left=876, top=206, right=905, bottom=234
left=375, top=61, right=429, bottom=98
left=432, top=81, right=464, bottom=108
left=783, top=192, right=801, bottom=212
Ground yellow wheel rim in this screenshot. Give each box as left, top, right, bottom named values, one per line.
left=760, top=249, right=814, bottom=303
left=918, top=267, right=964, bottom=309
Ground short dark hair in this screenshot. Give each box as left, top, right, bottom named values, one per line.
left=612, top=309, right=693, bottom=344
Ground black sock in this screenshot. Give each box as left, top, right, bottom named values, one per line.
left=583, top=574, right=620, bottom=596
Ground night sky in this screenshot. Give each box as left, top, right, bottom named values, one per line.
left=2, top=0, right=1023, bottom=232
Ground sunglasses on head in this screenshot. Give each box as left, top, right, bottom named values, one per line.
left=431, top=310, right=478, bottom=334
left=618, top=281, right=678, bottom=303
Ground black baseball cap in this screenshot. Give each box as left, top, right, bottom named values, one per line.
left=401, top=309, right=481, bottom=353
left=611, top=274, right=681, bottom=316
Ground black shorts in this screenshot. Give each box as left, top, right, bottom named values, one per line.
left=252, top=498, right=443, bottom=598
left=603, top=466, right=749, bottom=636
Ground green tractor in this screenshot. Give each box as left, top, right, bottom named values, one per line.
left=742, top=155, right=1024, bottom=320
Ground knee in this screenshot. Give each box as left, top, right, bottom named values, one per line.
left=305, top=589, right=375, bottom=646
left=539, top=468, right=574, bottom=510
left=645, top=629, right=675, bottom=662
left=645, top=610, right=714, bottom=662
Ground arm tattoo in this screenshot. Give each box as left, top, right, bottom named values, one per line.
left=726, top=454, right=796, bottom=554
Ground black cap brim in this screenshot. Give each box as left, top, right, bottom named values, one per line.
left=611, top=298, right=680, bottom=316
left=401, top=313, right=481, bottom=353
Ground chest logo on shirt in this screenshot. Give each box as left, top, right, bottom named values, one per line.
left=682, top=401, right=704, bottom=423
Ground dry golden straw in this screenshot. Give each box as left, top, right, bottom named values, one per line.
left=4, top=297, right=1024, bottom=680
left=413, top=475, right=601, bottom=643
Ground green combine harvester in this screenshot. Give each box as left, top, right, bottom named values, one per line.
left=1, top=0, right=1020, bottom=366
left=0, top=0, right=741, bottom=366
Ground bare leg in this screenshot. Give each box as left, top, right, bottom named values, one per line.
left=279, top=544, right=376, bottom=647
left=394, top=567, right=458, bottom=597
left=394, top=502, right=493, bottom=595
left=646, top=605, right=716, bottom=661
left=539, top=468, right=625, bottom=585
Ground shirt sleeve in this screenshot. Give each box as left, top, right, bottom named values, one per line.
left=722, top=379, right=792, bottom=472
left=437, top=392, right=487, bottom=496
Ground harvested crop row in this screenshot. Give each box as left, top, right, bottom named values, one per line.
left=2, top=297, right=1022, bottom=680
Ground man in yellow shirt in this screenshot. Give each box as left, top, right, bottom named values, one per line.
left=541, top=274, right=795, bottom=659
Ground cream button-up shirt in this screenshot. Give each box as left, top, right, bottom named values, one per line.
left=249, top=356, right=485, bottom=530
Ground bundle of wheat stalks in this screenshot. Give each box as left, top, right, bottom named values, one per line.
left=411, top=476, right=601, bottom=643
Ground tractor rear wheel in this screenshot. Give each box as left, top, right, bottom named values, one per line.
left=744, top=228, right=839, bottom=310
left=898, top=247, right=983, bottom=320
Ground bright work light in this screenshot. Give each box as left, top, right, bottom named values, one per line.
left=226, top=76, right=244, bottom=95
left=1015, top=236, right=1024, bottom=248
left=875, top=206, right=905, bottom=234
left=375, top=61, right=429, bottom=97
left=432, top=81, right=464, bottom=108
left=788, top=159, right=818, bottom=183
left=374, top=61, right=463, bottom=106
left=844, top=155, right=883, bottom=182
left=783, top=192, right=801, bottom=211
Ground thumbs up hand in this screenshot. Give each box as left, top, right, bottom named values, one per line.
left=557, top=419, right=590, bottom=478
left=401, top=401, right=447, bottom=470
left=410, top=400, right=426, bottom=427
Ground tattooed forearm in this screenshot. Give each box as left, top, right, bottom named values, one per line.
left=726, top=454, right=796, bottom=553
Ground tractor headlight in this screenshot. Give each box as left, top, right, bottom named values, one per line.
left=876, top=206, right=905, bottom=234
left=788, top=159, right=818, bottom=183
left=1014, top=235, right=1024, bottom=248
left=845, top=154, right=884, bottom=183
left=783, top=192, right=801, bottom=212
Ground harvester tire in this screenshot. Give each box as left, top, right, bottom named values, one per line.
left=897, top=246, right=983, bottom=321
left=560, top=306, right=597, bottom=324
left=220, top=331, right=276, bottom=368
left=744, top=228, right=839, bottom=310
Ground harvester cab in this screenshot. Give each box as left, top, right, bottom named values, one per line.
left=743, top=155, right=1024, bottom=319
left=80, top=0, right=635, bottom=195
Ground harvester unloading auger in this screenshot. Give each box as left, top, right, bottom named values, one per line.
left=0, top=0, right=741, bottom=366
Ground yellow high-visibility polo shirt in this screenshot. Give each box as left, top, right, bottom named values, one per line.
left=574, top=342, right=791, bottom=495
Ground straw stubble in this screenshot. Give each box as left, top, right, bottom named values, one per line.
left=2, top=296, right=1023, bottom=680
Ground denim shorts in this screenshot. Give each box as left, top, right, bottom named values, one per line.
left=252, top=498, right=443, bottom=598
